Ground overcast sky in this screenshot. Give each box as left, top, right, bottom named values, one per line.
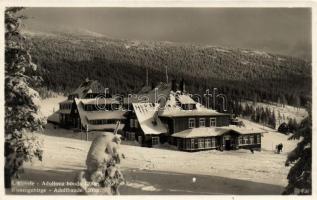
left=22, top=7, right=311, bottom=60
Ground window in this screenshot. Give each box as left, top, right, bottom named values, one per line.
left=112, top=104, right=119, bottom=110
left=239, top=136, right=243, bottom=145
left=130, top=119, right=134, bottom=128
left=191, top=139, right=195, bottom=149
left=189, top=118, right=196, bottom=128
left=86, top=105, right=93, bottom=111
left=186, top=140, right=191, bottom=149
left=205, top=138, right=211, bottom=148
left=152, top=137, right=160, bottom=146
left=199, top=118, right=206, bottom=127
left=134, top=120, right=139, bottom=128
left=177, top=139, right=181, bottom=148
left=127, top=132, right=135, bottom=141
left=211, top=137, right=216, bottom=147
left=243, top=136, right=249, bottom=144
left=210, top=118, right=216, bottom=127
left=256, top=134, right=261, bottom=144
left=249, top=135, right=254, bottom=144
left=198, top=138, right=204, bottom=149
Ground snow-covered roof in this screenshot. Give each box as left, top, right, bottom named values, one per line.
left=59, top=99, right=74, bottom=104
left=123, top=83, right=171, bottom=105
left=71, top=79, right=104, bottom=98
left=160, top=109, right=226, bottom=117
left=159, top=106, right=224, bottom=117
left=85, top=111, right=126, bottom=120
left=172, top=127, right=228, bottom=138
left=177, top=94, right=196, bottom=104
left=59, top=109, right=72, bottom=114
left=80, top=98, right=119, bottom=105
left=75, top=98, right=126, bottom=131
left=85, top=124, right=125, bottom=131
left=222, top=126, right=265, bottom=135
left=158, top=93, right=225, bottom=117
left=172, top=126, right=264, bottom=138
left=47, top=112, right=60, bottom=124
left=132, top=103, right=167, bottom=135
left=138, top=83, right=171, bottom=103
left=123, top=96, right=141, bottom=104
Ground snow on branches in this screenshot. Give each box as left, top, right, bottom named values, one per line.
left=5, top=7, right=45, bottom=188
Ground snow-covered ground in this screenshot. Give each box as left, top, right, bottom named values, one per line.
left=27, top=125, right=295, bottom=188
left=39, top=95, right=67, bottom=119
left=19, top=96, right=300, bottom=189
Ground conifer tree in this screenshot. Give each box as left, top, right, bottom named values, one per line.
left=283, top=103, right=311, bottom=195
left=5, top=7, right=45, bottom=188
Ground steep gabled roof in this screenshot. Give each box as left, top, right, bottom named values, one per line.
left=85, top=111, right=126, bottom=121
left=177, top=94, right=196, bottom=104
left=158, top=93, right=226, bottom=118
left=71, top=79, right=104, bottom=98
left=80, top=98, right=120, bottom=105
left=59, top=99, right=74, bottom=104
left=132, top=103, right=167, bottom=135
left=131, top=82, right=172, bottom=104
left=75, top=98, right=126, bottom=131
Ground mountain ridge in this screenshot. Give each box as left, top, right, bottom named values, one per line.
left=26, top=31, right=311, bottom=106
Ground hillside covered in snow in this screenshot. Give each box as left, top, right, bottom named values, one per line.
left=12, top=96, right=301, bottom=195
left=26, top=31, right=311, bottom=107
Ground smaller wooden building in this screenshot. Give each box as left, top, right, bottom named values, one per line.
left=171, top=127, right=263, bottom=151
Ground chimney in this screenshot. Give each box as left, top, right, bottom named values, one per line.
left=171, top=79, right=177, bottom=91
left=105, top=88, right=110, bottom=98
left=180, top=78, right=185, bottom=93
left=146, top=68, right=149, bottom=87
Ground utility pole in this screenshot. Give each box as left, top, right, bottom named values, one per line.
left=213, top=88, right=218, bottom=110
left=165, top=65, right=168, bottom=84
left=146, top=67, right=149, bottom=86
left=105, top=88, right=109, bottom=97
left=86, top=124, right=89, bottom=141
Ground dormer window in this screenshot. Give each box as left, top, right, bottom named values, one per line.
left=181, top=103, right=196, bottom=110
left=210, top=118, right=216, bottom=127
left=199, top=118, right=206, bottom=127
left=188, top=118, right=195, bottom=128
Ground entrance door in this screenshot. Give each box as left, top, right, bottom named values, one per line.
left=177, top=139, right=181, bottom=150
left=138, top=136, right=142, bottom=146
left=225, top=140, right=232, bottom=150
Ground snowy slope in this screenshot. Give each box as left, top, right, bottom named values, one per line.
left=28, top=122, right=297, bottom=187
left=31, top=96, right=299, bottom=187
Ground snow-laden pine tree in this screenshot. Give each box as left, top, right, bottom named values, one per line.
left=78, top=132, right=124, bottom=195
left=5, top=7, right=45, bottom=188
left=283, top=102, right=311, bottom=195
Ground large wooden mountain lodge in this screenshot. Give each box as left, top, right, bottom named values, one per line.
left=59, top=79, right=125, bottom=132
left=56, top=78, right=264, bottom=152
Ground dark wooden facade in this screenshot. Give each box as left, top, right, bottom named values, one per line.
left=123, top=111, right=168, bottom=147
left=171, top=132, right=262, bottom=152
left=160, top=114, right=231, bottom=135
